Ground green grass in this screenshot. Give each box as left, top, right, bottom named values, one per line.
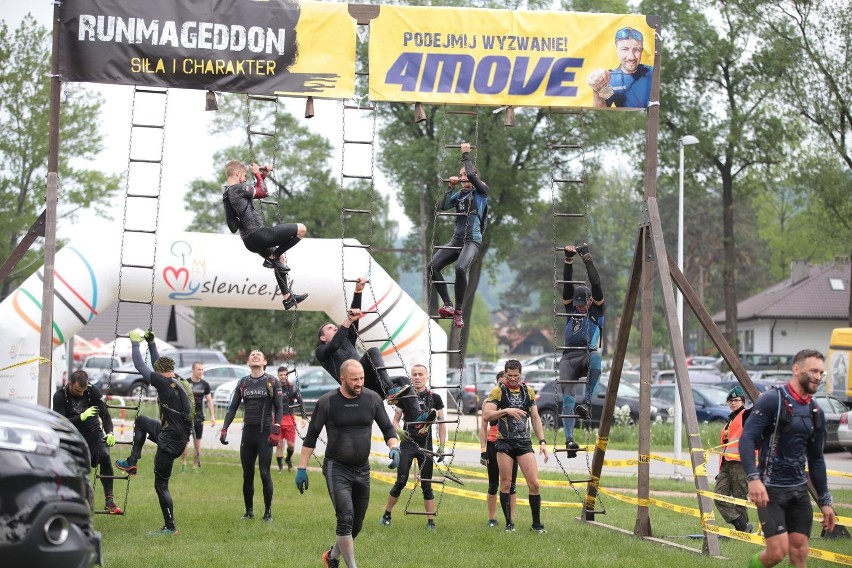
left=96, top=448, right=851, bottom=568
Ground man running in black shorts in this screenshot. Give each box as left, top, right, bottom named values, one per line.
left=380, top=363, right=447, bottom=529
left=223, top=159, right=308, bottom=309
left=295, top=359, right=400, bottom=568
left=482, top=359, right=549, bottom=534
left=181, top=361, right=216, bottom=471
left=220, top=350, right=284, bottom=522
left=115, top=329, right=193, bottom=535
left=316, top=277, right=436, bottom=431
left=739, top=349, right=836, bottom=568
left=480, top=370, right=518, bottom=527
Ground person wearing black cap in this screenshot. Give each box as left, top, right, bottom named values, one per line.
left=115, top=328, right=193, bottom=535
left=315, top=277, right=436, bottom=432
left=558, top=243, right=605, bottom=457
left=714, top=385, right=753, bottom=533
left=223, top=159, right=308, bottom=310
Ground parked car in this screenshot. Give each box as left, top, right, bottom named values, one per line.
left=535, top=379, right=672, bottom=430
left=213, top=366, right=337, bottom=415
left=649, top=384, right=731, bottom=423
left=813, top=393, right=851, bottom=452
left=837, top=410, right=851, bottom=455
left=714, top=379, right=778, bottom=398
left=174, top=363, right=250, bottom=393
left=0, top=398, right=101, bottom=567
left=76, top=355, right=122, bottom=390
left=445, top=368, right=499, bottom=414
left=654, top=368, right=722, bottom=385
left=518, top=369, right=556, bottom=393
left=157, top=348, right=228, bottom=368
left=737, top=352, right=794, bottom=371
left=520, top=354, right=559, bottom=372
left=686, top=356, right=720, bottom=368
left=102, top=348, right=230, bottom=398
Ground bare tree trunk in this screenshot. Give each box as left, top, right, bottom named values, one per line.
left=722, top=174, right=738, bottom=349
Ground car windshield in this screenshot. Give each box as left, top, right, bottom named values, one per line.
left=598, top=381, right=641, bottom=398
left=696, top=386, right=729, bottom=405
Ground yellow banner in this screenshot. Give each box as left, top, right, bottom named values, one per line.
left=282, top=1, right=356, bottom=99
left=369, top=5, right=656, bottom=109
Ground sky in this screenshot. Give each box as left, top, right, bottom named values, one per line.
left=6, top=0, right=410, bottom=244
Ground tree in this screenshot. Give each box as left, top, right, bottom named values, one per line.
left=0, top=15, right=119, bottom=298
left=641, top=0, right=802, bottom=348
left=184, top=94, right=400, bottom=362
left=747, top=0, right=851, bottom=171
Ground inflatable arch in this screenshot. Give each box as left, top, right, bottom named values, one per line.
left=0, top=232, right=447, bottom=403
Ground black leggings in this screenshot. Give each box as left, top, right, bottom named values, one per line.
left=486, top=440, right=517, bottom=495
left=389, top=443, right=434, bottom=500
left=83, top=430, right=114, bottom=498
left=128, top=415, right=184, bottom=529
left=243, top=223, right=300, bottom=260
left=428, top=238, right=481, bottom=306
left=324, top=459, right=371, bottom=538
left=240, top=424, right=274, bottom=512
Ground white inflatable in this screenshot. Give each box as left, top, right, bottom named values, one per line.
left=0, top=232, right=447, bottom=403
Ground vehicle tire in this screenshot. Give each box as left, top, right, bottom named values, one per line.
left=539, top=409, right=560, bottom=431
left=129, top=382, right=148, bottom=398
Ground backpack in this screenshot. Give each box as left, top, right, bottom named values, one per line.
left=223, top=187, right=248, bottom=233
left=159, top=373, right=196, bottom=427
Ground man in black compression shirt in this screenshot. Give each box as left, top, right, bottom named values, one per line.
left=223, top=159, right=308, bottom=310
left=315, top=277, right=436, bottom=433
left=220, top=350, right=284, bottom=522
left=115, top=329, right=192, bottom=536
left=52, top=369, right=122, bottom=515
left=380, top=363, right=446, bottom=529
left=295, top=359, right=400, bottom=568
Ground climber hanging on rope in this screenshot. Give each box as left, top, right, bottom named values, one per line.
left=428, top=142, right=489, bottom=329
left=559, top=243, right=605, bottom=458
left=316, top=277, right=437, bottom=430
left=222, top=159, right=308, bottom=310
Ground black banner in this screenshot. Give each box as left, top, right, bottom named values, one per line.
left=59, top=0, right=341, bottom=95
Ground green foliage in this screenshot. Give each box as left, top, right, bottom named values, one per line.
left=460, top=294, right=498, bottom=359
left=0, top=15, right=120, bottom=297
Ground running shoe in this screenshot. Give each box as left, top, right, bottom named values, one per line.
left=575, top=401, right=591, bottom=419
left=283, top=293, right=308, bottom=310
left=262, top=510, right=273, bottom=523
left=531, top=524, right=547, bottom=534
left=241, top=509, right=254, bottom=520
left=566, top=439, right=580, bottom=459
left=149, top=526, right=178, bottom=536
left=505, top=523, right=515, bottom=533
left=114, top=458, right=137, bottom=476
left=104, top=499, right=123, bottom=515
left=379, top=514, right=392, bottom=526
left=438, top=303, right=455, bottom=318
left=487, top=519, right=498, bottom=527
left=386, top=384, right=411, bottom=405
left=322, top=548, right=340, bottom=568
left=414, top=408, right=438, bottom=435
left=452, top=309, right=464, bottom=329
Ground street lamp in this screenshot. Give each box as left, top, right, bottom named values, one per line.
left=673, top=134, right=698, bottom=480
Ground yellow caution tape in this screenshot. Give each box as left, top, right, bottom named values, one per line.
left=0, top=356, right=51, bottom=372
left=648, top=453, right=691, bottom=468
left=602, top=458, right=641, bottom=468
left=698, top=489, right=755, bottom=509
left=596, top=436, right=608, bottom=451
left=370, top=470, right=581, bottom=508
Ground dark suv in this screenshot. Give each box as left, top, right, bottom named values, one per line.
left=0, top=398, right=101, bottom=566
left=535, top=379, right=671, bottom=429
